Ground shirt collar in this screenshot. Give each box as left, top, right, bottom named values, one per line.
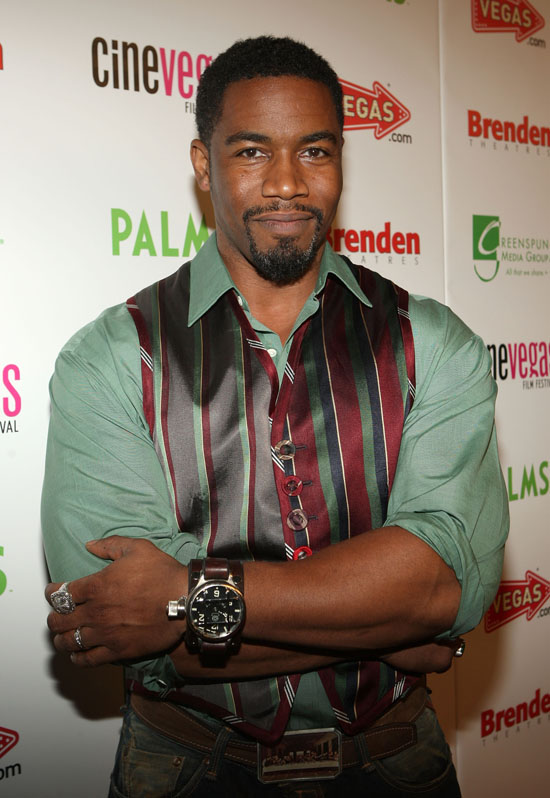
left=188, top=232, right=372, bottom=327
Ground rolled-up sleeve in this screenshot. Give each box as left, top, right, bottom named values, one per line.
left=42, top=304, right=204, bottom=691
left=385, top=295, right=509, bottom=637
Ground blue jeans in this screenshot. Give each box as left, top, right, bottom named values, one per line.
left=108, top=703, right=461, bottom=797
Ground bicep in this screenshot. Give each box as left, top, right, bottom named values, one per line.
left=42, top=350, right=202, bottom=581
left=385, top=331, right=509, bottom=635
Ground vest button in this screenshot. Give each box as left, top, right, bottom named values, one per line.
left=292, top=546, right=313, bottom=560
left=274, top=439, right=296, bottom=460
left=282, top=475, right=303, bottom=496
left=286, top=508, right=308, bottom=531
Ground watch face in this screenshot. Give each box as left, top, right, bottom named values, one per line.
left=188, top=582, right=245, bottom=640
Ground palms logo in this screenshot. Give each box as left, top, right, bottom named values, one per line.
left=473, top=215, right=501, bottom=281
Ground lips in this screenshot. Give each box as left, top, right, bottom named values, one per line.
left=250, top=212, right=315, bottom=236
left=252, top=212, right=313, bottom=222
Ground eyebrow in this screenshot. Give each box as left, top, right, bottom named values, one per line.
left=224, top=131, right=271, bottom=145
left=224, top=129, right=339, bottom=146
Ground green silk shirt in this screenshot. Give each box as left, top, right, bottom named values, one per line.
left=42, top=235, right=509, bottom=724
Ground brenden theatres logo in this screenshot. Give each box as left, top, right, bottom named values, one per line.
left=485, top=571, right=550, bottom=632
left=339, top=79, right=411, bottom=142
left=472, top=214, right=550, bottom=281
left=481, top=688, right=550, bottom=739
left=1, top=364, right=21, bottom=434
left=326, top=221, right=420, bottom=268
left=471, top=0, right=545, bottom=43
left=92, top=38, right=212, bottom=111
left=468, top=110, right=550, bottom=155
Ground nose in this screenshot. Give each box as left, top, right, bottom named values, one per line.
left=262, top=152, right=308, bottom=200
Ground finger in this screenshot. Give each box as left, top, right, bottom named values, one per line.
left=45, top=574, right=95, bottom=608
left=85, top=535, right=143, bottom=560
left=70, top=646, right=120, bottom=668
left=53, top=627, right=94, bottom=653
left=48, top=606, right=90, bottom=634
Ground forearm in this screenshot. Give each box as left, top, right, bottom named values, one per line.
left=170, top=637, right=456, bottom=681
left=241, top=526, right=461, bottom=651
left=47, top=529, right=460, bottom=671
left=170, top=639, right=344, bottom=680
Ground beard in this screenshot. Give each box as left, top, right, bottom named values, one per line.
left=242, top=204, right=325, bottom=286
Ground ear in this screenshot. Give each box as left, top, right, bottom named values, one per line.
left=190, top=139, right=211, bottom=191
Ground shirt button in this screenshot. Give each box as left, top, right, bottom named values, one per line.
left=236, top=295, right=243, bottom=306
left=286, top=508, right=308, bottom=531
left=267, top=348, right=278, bottom=358
left=274, top=439, right=296, bottom=460
left=293, top=546, right=313, bottom=560
left=282, top=475, right=303, bottom=496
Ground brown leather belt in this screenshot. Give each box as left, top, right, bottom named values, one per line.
left=130, top=681, right=429, bottom=770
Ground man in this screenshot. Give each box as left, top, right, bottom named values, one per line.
left=43, top=36, right=508, bottom=797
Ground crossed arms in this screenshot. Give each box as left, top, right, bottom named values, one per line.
left=42, top=299, right=508, bottom=681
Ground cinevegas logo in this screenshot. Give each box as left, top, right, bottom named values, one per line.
left=1, top=365, right=20, bottom=434
left=485, top=571, right=550, bottom=632
left=471, top=0, right=545, bottom=42
left=339, top=79, right=411, bottom=140
left=92, top=38, right=212, bottom=104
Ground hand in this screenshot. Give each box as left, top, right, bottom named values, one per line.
left=45, top=536, right=187, bottom=667
left=380, top=639, right=462, bottom=674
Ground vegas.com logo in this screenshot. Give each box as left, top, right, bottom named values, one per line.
left=0, top=727, right=21, bottom=784
left=339, top=78, right=411, bottom=142
left=471, top=0, right=545, bottom=44
left=485, top=571, right=550, bottom=632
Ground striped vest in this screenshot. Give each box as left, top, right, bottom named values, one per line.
left=127, top=257, right=420, bottom=744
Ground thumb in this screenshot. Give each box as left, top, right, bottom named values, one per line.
left=85, top=535, right=136, bottom=561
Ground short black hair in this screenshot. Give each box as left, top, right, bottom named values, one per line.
left=196, top=36, right=343, bottom=147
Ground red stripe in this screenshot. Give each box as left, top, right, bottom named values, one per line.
left=272, top=323, right=323, bottom=549
left=360, top=271, right=406, bottom=492
left=321, top=280, right=372, bottom=535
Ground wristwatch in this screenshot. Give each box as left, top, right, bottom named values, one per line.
left=185, top=558, right=245, bottom=656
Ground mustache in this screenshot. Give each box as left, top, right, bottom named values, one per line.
left=242, top=203, right=324, bottom=224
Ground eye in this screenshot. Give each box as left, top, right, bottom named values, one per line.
left=236, top=147, right=266, bottom=160
left=301, top=147, right=329, bottom=159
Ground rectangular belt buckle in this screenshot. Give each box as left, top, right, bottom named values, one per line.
left=257, top=728, right=342, bottom=784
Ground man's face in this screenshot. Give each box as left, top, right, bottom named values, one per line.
left=192, top=76, right=343, bottom=285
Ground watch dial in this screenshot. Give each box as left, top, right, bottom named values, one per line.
left=189, top=584, right=244, bottom=640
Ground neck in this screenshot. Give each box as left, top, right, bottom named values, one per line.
left=221, top=246, right=324, bottom=345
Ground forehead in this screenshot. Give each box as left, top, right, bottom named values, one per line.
left=212, top=76, right=340, bottom=142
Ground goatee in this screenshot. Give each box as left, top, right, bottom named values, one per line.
left=243, top=204, right=324, bottom=286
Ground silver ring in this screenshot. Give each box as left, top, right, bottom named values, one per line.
left=74, top=627, right=85, bottom=650
left=50, top=582, right=76, bottom=614
left=454, top=638, right=466, bottom=658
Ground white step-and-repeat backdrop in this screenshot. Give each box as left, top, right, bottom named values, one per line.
left=1, top=1, right=548, bottom=795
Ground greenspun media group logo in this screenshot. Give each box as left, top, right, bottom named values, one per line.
left=473, top=215, right=501, bottom=281
left=473, top=214, right=550, bottom=282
